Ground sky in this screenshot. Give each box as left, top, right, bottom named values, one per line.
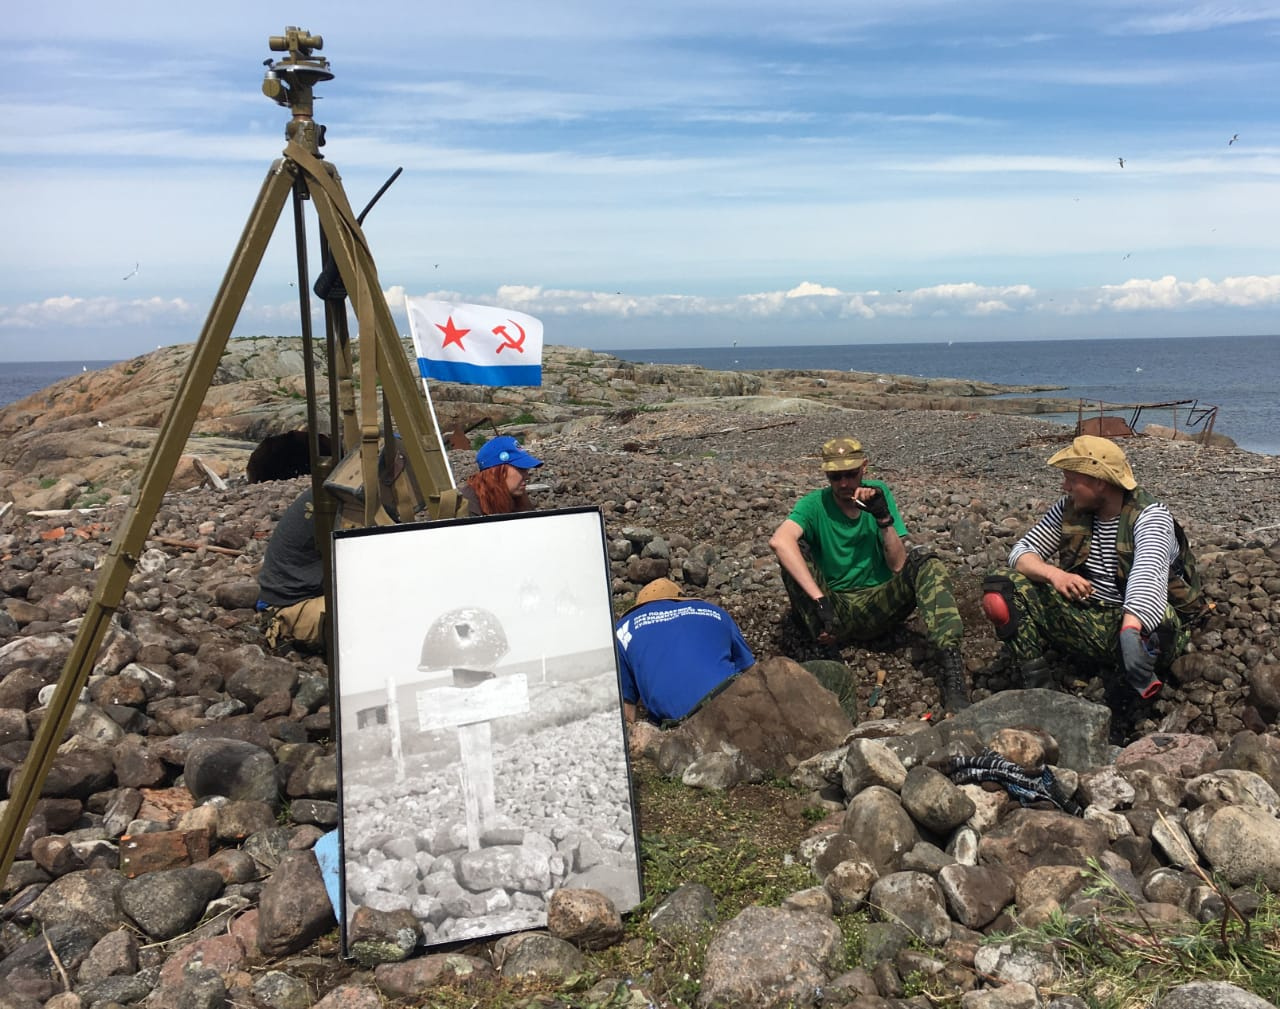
left=5, top=1, right=1280, bottom=361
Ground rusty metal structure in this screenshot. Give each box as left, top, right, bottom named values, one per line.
left=1075, top=398, right=1220, bottom=443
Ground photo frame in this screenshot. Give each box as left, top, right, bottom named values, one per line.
left=331, top=506, right=642, bottom=952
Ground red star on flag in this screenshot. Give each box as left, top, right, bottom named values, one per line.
left=435, top=316, right=470, bottom=349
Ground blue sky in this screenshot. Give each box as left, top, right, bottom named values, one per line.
left=5, top=1, right=1280, bottom=361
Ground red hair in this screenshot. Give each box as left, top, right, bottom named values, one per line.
left=466, top=464, right=520, bottom=515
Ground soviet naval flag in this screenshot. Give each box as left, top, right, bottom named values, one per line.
left=406, top=297, right=543, bottom=387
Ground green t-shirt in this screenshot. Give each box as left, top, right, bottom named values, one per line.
left=786, top=479, right=906, bottom=592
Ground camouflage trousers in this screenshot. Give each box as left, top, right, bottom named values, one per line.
left=988, top=567, right=1189, bottom=674
left=259, top=596, right=326, bottom=652
left=783, top=546, right=963, bottom=649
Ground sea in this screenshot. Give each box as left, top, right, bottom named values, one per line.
left=614, top=334, right=1280, bottom=457
left=3, top=334, right=1277, bottom=454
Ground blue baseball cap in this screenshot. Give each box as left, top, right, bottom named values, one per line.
left=476, top=435, right=543, bottom=471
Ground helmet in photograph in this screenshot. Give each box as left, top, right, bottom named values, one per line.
left=418, top=607, right=510, bottom=672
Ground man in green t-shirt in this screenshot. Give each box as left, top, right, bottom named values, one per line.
left=769, top=436, right=971, bottom=712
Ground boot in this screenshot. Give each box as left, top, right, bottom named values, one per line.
left=1018, top=656, right=1052, bottom=690
left=1108, top=691, right=1137, bottom=747
left=939, top=648, right=971, bottom=712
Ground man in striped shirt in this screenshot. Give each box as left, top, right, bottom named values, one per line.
left=981, top=435, right=1198, bottom=740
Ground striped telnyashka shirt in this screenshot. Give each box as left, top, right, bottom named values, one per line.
left=1008, top=495, right=1178, bottom=631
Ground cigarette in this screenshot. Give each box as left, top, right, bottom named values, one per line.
left=854, top=499, right=867, bottom=509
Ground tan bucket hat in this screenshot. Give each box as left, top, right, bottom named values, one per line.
left=820, top=437, right=867, bottom=472
left=1047, top=435, right=1137, bottom=490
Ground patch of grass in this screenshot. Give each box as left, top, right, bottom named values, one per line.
left=39, top=477, right=57, bottom=489
left=503, top=412, right=538, bottom=427
left=992, top=862, right=1280, bottom=1009
left=631, top=765, right=814, bottom=911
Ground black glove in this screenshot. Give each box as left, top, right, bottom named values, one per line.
left=815, top=596, right=836, bottom=634
left=862, top=488, right=892, bottom=525
left=1119, top=626, right=1162, bottom=699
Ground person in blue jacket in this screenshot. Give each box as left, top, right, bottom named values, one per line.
left=614, top=578, right=756, bottom=727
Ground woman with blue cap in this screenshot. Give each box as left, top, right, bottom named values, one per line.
left=456, top=435, right=543, bottom=515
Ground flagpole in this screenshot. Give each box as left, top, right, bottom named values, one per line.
left=419, top=376, right=456, bottom=486
left=403, top=312, right=457, bottom=488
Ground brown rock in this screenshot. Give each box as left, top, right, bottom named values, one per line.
left=546, top=888, right=624, bottom=950
left=979, top=809, right=1109, bottom=877
left=118, top=828, right=211, bottom=877
left=666, top=657, right=852, bottom=776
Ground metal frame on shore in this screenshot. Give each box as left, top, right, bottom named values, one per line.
left=1075, top=398, right=1220, bottom=442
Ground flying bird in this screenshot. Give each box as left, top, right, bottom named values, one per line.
left=1229, top=134, right=1239, bottom=146
left=122, top=262, right=139, bottom=280
left=1122, top=253, right=1132, bottom=260
left=1117, top=157, right=1125, bottom=168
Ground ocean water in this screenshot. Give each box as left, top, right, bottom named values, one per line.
left=614, top=334, right=1280, bottom=456
left=0, top=360, right=122, bottom=409
left=4, top=336, right=1276, bottom=455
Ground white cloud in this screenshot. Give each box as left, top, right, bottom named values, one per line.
left=786, top=281, right=843, bottom=298
left=0, top=295, right=196, bottom=329
left=1114, top=5, right=1280, bottom=36
left=1100, top=273, right=1280, bottom=310
left=972, top=300, right=1013, bottom=315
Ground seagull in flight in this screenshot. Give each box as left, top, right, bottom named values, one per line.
left=1122, top=253, right=1132, bottom=260
left=1229, top=134, right=1239, bottom=146
left=1117, top=157, right=1125, bottom=168
left=122, top=262, right=140, bottom=281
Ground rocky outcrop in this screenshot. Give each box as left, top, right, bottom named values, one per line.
left=0, top=339, right=1074, bottom=510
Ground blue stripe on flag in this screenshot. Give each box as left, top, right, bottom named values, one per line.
left=417, top=357, right=542, bottom=387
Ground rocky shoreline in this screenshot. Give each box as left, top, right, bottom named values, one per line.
left=0, top=343, right=1278, bottom=1008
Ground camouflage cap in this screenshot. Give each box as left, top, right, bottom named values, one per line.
left=1047, top=435, right=1136, bottom=490
left=820, top=437, right=867, bottom=472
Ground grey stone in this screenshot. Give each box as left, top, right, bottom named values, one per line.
left=1156, top=981, right=1277, bottom=1009
left=699, top=906, right=843, bottom=1009
left=120, top=867, right=224, bottom=940
left=900, top=764, right=976, bottom=834
left=648, top=882, right=717, bottom=939
left=868, top=871, right=951, bottom=946
left=842, top=737, right=908, bottom=796
left=938, top=863, right=1016, bottom=929
left=842, top=786, right=920, bottom=876
left=493, top=932, right=587, bottom=979
left=940, top=690, right=1111, bottom=771
left=183, top=737, right=280, bottom=809
left=1200, top=805, right=1280, bottom=889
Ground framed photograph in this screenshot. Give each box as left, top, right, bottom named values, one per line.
left=331, top=506, right=642, bottom=952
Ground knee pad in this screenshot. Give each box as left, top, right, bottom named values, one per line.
left=982, top=574, right=1019, bottom=640
left=903, top=546, right=939, bottom=581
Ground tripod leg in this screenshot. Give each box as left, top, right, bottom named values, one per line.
left=0, top=159, right=297, bottom=885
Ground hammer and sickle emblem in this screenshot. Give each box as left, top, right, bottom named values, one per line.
left=492, top=320, right=526, bottom=354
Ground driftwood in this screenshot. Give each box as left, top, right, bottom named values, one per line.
left=26, top=508, right=104, bottom=518
left=151, top=536, right=244, bottom=558
left=191, top=456, right=228, bottom=491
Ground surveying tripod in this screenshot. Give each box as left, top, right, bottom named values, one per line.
left=0, top=28, right=452, bottom=881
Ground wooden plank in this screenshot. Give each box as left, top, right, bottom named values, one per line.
left=458, top=722, right=496, bottom=851
left=417, top=674, right=529, bottom=731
